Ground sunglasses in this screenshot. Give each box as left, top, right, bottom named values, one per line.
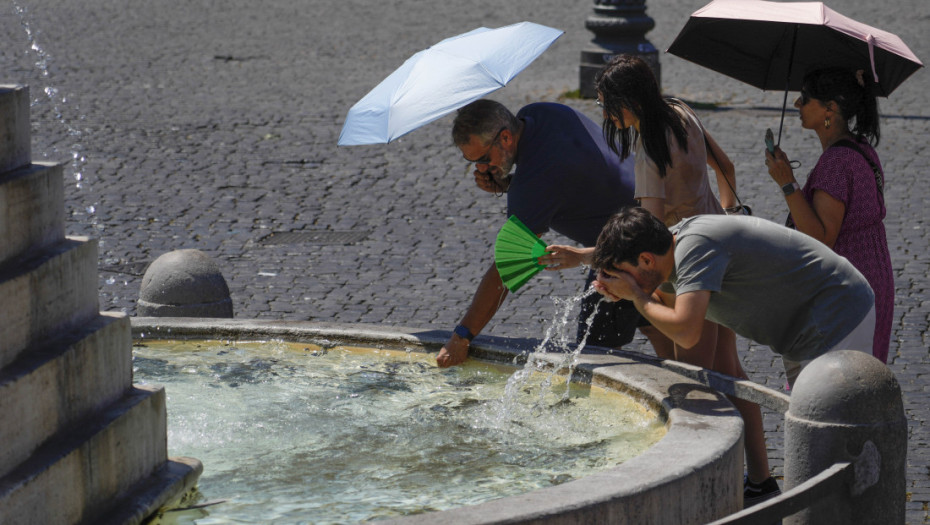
left=463, top=126, right=506, bottom=165
left=799, top=89, right=812, bottom=106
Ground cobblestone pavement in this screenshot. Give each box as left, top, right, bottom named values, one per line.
left=2, top=0, right=928, bottom=521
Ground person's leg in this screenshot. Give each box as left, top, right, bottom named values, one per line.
left=673, top=318, right=719, bottom=369
left=712, top=326, right=771, bottom=485
left=638, top=324, right=675, bottom=360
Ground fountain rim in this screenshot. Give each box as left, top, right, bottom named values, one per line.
left=131, top=317, right=744, bottom=524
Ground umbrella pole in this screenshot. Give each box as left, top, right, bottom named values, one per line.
left=777, top=25, right=800, bottom=146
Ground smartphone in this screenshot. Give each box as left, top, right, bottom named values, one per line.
left=764, top=128, right=775, bottom=153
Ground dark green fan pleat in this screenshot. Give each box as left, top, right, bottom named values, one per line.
left=494, top=215, right=548, bottom=292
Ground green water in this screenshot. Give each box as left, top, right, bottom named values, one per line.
left=133, top=339, right=665, bottom=524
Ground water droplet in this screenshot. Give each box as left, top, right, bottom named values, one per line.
left=86, top=205, right=95, bottom=214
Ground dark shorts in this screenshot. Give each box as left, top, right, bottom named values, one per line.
left=578, top=270, right=643, bottom=347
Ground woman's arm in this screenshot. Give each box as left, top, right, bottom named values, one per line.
left=766, top=149, right=845, bottom=248
left=704, top=130, right=738, bottom=209
left=638, top=196, right=666, bottom=223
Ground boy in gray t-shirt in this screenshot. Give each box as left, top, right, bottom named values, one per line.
left=591, top=207, right=875, bottom=366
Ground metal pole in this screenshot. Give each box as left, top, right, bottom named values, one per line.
left=579, top=0, right=659, bottom=98
left=777, top=24, right=800, bottom=146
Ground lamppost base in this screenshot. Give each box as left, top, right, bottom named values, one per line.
left=578, top=3, right=660, bottom=99
left=579, top=43, right=660, bottom=99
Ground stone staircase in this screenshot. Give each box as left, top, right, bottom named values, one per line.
left=0, top=85, right=201, bottom=525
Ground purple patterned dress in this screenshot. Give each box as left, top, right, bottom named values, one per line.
left=788, top=138, right=893, bottom=362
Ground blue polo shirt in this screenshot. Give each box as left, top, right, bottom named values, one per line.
left=507, top=103, right=635, bottom=247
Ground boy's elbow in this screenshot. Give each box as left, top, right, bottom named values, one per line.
left=677, top=329, right=703, bottom=349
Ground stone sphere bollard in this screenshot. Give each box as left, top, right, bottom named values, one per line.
left=784, top=350, right=906, bottom=524
left=137, top=249, right=233, bottom=318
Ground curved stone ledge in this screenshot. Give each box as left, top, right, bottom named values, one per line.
left=131, top=317, right=744, bottom=524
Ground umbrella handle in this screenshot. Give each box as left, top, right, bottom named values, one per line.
left=777, top=24, right=801, bottom=146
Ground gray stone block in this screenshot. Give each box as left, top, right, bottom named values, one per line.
left=0, top=237, right=100, bottom=370
left=0, top=85, right=30, bottom=173
left=0, top=312, right=131, bottom=478
left=0, top=162, right=65, bottom=267
left=0, top=385, right=168, bottom=525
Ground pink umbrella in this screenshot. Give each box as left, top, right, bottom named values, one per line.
left=668, top=0, right=923, bottom=140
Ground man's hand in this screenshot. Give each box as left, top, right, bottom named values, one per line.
left=472, top=167, right=510, bottom=194
left=593, top=269, right=639, bottom=302
left=437, top=335, right=469, bottom=368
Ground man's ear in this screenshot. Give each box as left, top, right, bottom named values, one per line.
left=499, top=128, right=513, bottom=146
left=639, top=252, right=656, bottom=268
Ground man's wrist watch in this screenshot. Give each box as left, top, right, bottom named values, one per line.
left=781, top=181, right=801, bottom=196
left=453, top=324, right=475, bottom=342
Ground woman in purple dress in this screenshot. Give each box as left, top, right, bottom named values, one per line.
left=766, top=67, right=893, bottom=364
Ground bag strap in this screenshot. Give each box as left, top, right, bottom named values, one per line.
left=666, top=98, right=747, bottom=210
left=830, top=139, right=884, bottom=196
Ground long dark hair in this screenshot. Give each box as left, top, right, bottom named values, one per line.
left=804, top=67, right=881, bottom=147
left=595, top=55, right=688, bottom=178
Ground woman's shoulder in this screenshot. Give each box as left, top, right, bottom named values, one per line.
left=666, top=98, right=696, bottom=119
left=820, top=138, right=881, bottom=170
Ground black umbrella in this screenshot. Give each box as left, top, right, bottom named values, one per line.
left=668, top=0, right=923, bottom=142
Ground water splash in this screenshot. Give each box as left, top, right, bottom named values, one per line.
left=13, top=1, right=98, bottom=230
left=485, top=287, right=606, bottom=426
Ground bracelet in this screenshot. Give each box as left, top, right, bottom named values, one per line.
left=453, top=324, right=475, bottom=342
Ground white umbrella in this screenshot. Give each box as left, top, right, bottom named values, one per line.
left=337, top=22, right=564, bottom=146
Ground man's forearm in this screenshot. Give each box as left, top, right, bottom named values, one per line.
left=631, top=289, right=705, bottom=349
left=457, top=263, right=509, bottom=337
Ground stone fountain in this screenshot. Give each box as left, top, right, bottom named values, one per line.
left=0, top=85, right=200, bottom=525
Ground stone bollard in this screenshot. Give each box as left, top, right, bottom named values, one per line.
left=137, top=249, right=234, bottom=318
left=784, top=350, right=906, bottom=524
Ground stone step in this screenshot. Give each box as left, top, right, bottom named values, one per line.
left=97, top=457, right=203, bottom=525
left=0, top=312, right=132, bottom=478
left=0, top=162, right=66, bottom=267
left=0, top=385, right=169, bottom=525
left=0, top=237, right=100, bottom=370
left=0, top=85, right=31, bottom=173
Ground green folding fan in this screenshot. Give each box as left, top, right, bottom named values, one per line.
left=494, top=215, right=548, bottom=292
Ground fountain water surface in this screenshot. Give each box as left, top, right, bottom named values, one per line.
left=133, top=318, right=746, bottom=524
left=134, top=339, right=665, bottom=523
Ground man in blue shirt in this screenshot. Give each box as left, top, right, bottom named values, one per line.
left=437, top=99, right=636, bottom=367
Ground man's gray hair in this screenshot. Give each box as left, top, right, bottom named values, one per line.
left=452, top=99, right=518, bottom=145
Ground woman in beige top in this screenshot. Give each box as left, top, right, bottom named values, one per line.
left=541, top=55, right=778, bottom=505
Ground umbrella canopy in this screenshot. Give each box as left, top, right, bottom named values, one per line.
left=338, top=22, right=564, bottom=146
left=667, top=0, right=923, bottom=97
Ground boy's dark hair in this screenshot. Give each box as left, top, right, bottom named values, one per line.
left=451, top=99, right=518, bottom=146
left=593, top=207, right=673, bottom=270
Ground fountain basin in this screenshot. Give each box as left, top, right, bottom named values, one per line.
left=132, top=318, right=744, bottom=525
